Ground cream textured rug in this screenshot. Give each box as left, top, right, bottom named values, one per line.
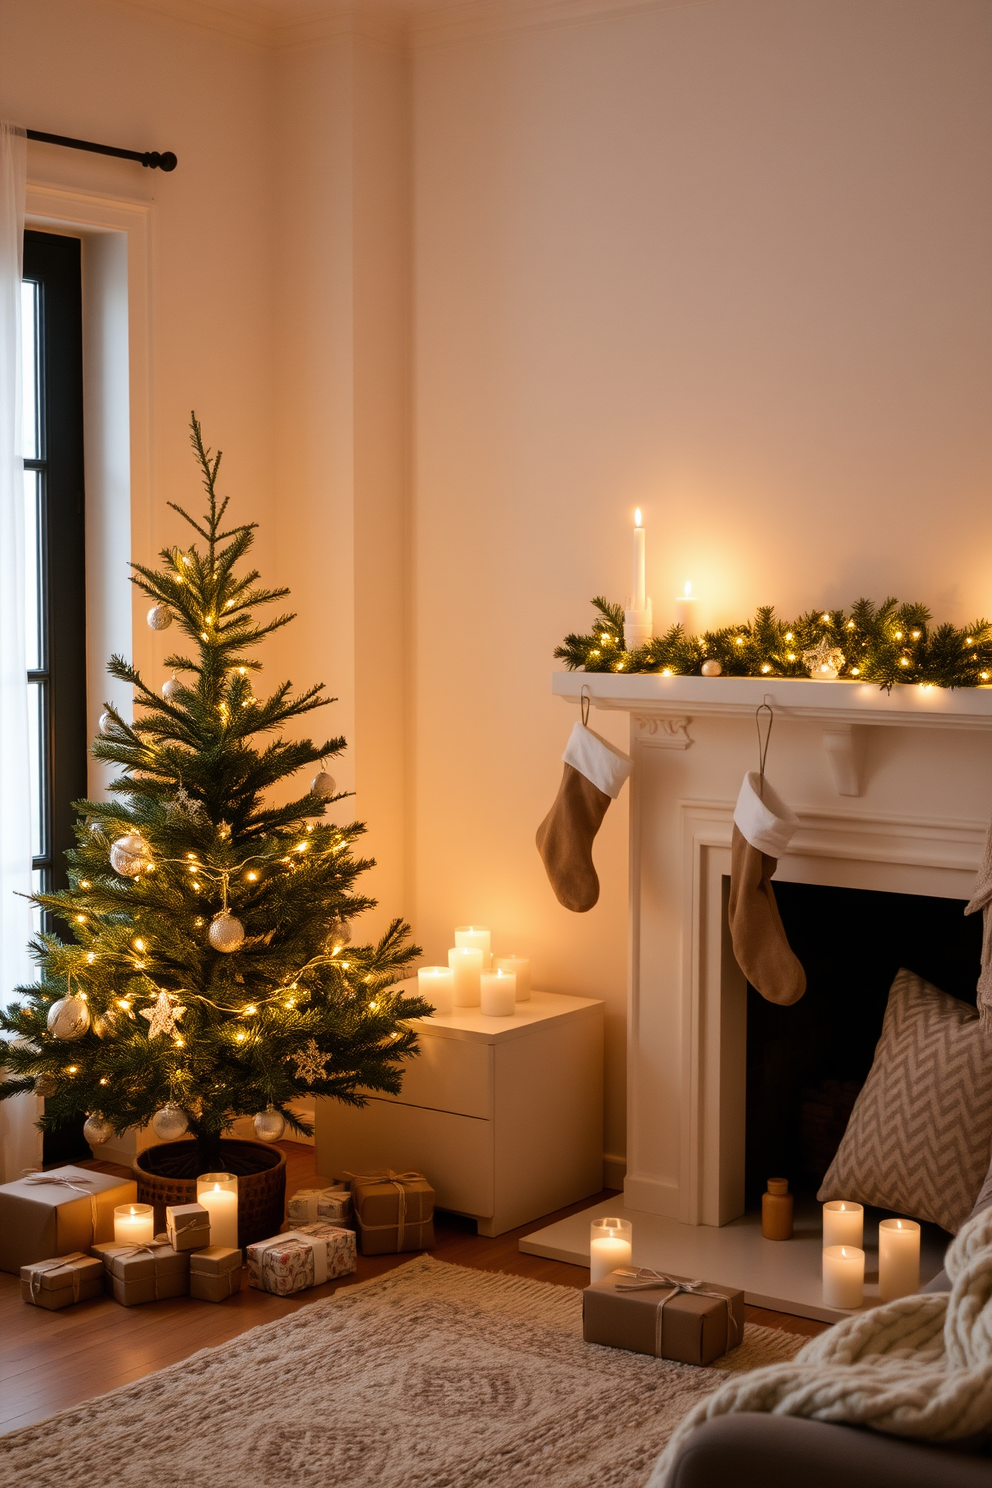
left=0, top=1257, right=804, bottom=1488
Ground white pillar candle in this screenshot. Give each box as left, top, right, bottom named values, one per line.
left=633, top=511, right=646, bottom=611
left=113, top=1203, right=155, bottom=1246
left=448, top=946, right=483, bottom=1006
left=822, top=1245, right=864, bottom=1309
left=674, top=580, right=698, bottom=633
left=196, top=1173, right=239, bottom=1250
left=494, top=955, right=530, bottom=1001
left=589, top=1217, right=633, bottom=1283
left=822, top=1200, right=863, bottom=1251
left=418, top=966, right=455, bottom=1016
left=878, top=1218, right=921, bottom=1302
left=454, top=925, right=491, bottom=968
left=480, top=968, right=516, bottom=1016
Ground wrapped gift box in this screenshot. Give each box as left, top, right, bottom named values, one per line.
left=189, top=1245, right=243, bottom=1302
left=92, top=1238, right=189, bottom=1306
left=0, top=1166, right=138, bottom=1275
left=20, top=1251, right=104, bottom=1310
left=166, top=1202, right=211, bottom=1253
left=247, top=1225, right=355, bottom=1295
left=582, top=1268, right=744, bottom=1366
left=347, top=1171, right=434, bottom=1255
left=286, top=1186, right=352, bottom=1227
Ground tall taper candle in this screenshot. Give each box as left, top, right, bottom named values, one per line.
left=633, top=509, right=646, bottom=611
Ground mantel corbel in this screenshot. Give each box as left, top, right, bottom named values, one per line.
left=633, top=715, right=692, bottom=749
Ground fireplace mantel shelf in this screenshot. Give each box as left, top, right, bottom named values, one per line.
left=552, top=671, right=992, bottom=731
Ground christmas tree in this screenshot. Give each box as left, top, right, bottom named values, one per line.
left=0, top=416, right=428, bottom=1172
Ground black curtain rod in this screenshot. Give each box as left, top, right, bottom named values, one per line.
left=26, top=129, right=177, bottom=171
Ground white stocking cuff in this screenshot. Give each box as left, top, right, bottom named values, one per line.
left=563, top=722, right=633, bottom=800
left=734, top=771, right=799, bottom=856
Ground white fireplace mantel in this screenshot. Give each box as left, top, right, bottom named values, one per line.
left=553, top=672, right=992, bottom=796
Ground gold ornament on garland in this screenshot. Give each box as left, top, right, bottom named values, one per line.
left=209, top=909, right=245, bottom=953
left=555, top=596, right=992, bottom=691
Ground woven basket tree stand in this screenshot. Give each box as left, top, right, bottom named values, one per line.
left=134, top=1139, right=286, bottom=1248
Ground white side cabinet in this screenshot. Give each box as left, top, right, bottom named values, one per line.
left=314, top=989, right=604, bottom=1236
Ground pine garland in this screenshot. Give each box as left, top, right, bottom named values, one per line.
left=555, top=597, right=992, bottom=690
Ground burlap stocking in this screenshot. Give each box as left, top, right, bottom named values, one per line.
left=537, top=722, right=632, bottom=913
left=728, top=772, right=806, bottom=1006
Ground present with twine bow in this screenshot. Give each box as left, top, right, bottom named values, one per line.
left=344, top=1170, right=434, bottom=1256
left=20, top=1251, right=104, bottom=1310
left=582, top=1267, right=744, bottom=1366
left=0, top=1165, right=137, bottom=1275
left=91, top=1237, right=189, bottom=1306
left=286, top=1185, right=352, bottom=1227
left=189, top=1244, right=243, bottom=1302
left=166, top=1202, right=211, bottom=1253
left=247, top=1224, right=355, bottom=1294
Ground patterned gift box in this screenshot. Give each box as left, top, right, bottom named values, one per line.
left=286, top=1186, right=352, bottom=1227
left=166, top=1202, right=211, bottom=1253
left=0, top=1166, right=138, bottom=1275
left=247, top=1225, right=355, bottom=1295
left=92, top=1238, right=189, bottom=1306
left=20, top=1251, right=104, bottom=1310
left=295, top=1222, right=356, bottom=1277
left=582, top=1268, right=744, bottom=1366
left=347, top=1170, right=434, bottom=1256
left=189, top=1245, right=243, bottom=1302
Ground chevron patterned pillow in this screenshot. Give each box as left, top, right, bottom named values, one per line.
left=818, top=967, right=992, bottom=1234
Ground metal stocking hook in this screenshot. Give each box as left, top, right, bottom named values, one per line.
left=755, top=702, right=774, bottom=800
left=580, top=685, right=592, bottom=729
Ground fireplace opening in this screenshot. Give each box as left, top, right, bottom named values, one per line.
left=743, top=882, right=982, bottom=1208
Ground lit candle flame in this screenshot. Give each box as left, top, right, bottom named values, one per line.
left=634, top=508, right=642, bottom=527
left=684, top=581, right=692, bottom=598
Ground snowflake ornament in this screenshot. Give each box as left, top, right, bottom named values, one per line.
left=291, top=1038, right=330, bottom=1084
left=140, top=991, right=187, bottom=1039
left=166, top=787, right=206, bottom=822
left=802, top=635, right=845, bottom=681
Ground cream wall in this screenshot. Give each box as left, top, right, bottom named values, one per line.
left=410, top=0, right=992, bottom=1174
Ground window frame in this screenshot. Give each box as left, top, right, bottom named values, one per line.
left=22, top=229, right=87, bottom=900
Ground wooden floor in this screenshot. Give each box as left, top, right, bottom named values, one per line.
left=0, top=1143, right=827, bottom=1435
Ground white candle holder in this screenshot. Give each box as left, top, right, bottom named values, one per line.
left=494, top=955, right=530, bottom=1001
left=418, top=966, right=455, bottom=1016
left=113, top=1202, right=155, bottom=1245
left=822, top=1200, right=863, bottom=1251
left=480, top=968, right=516, bottom=1016
left=822, top=1245, right=865, bottom=1309
left=448, top=946, right=483, bottom=1006
left=454, top=925, right=491, bottom=967
left=589, top=1216, right=633, bottom=1283
left=878, top=1218, right=921, bottom=1302
left=197, top=1172, right=240, bottom=1251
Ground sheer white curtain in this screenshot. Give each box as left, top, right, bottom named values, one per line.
left=0, top=121, right=42, bottom=1181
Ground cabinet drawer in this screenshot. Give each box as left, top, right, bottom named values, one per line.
left=366, top=1035, right=492, bottom=1119
left=317, top=1100, right=494, bottom=1217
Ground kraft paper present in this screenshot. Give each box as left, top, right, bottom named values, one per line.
left=346, top=1170, right=434, bottom=1256
left=0, top=1166, right=138, bottom=1274
left=189, top=1245, right=242, bottom=1302
left=92, top=1238, right=189, bottom=1306
left=286, top=1186, right=352, bottom=1226
left=166, top=1202, right=211, bottom=1253
left=20, top=1251, right=104, bottom=1310
left=582, top=1268, right=744, bottom=1367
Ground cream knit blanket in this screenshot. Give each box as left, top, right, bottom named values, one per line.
left=648, top=1205, right=992, bottom=1486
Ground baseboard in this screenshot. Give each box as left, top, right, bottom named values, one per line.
left=603, top=1153, right=626, bottom=1191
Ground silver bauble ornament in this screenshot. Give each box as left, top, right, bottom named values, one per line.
left=208, top=910, right=245, bottom=953
left=310, top=770, right=336, bottom=799
left=162, top=674, right=182, bottom=700
left=327, top=916, right=352, bottom=949
left=253, top=1106, right=286, bottom=1143
left=109, top=832, right=152, bottom=877
left=150, top=1102, right=189, bottom=1141
left=83, top=1114, right=113, bottom=1146
left=99, top=711, right=114, bottom=735
left=147, top=604, right=173, bottom=631
left=701, top=660, right=723, bottom=677
left=34, top=1073, right=57, bottom=1098
left=47, top=995, right=90, bottom=1040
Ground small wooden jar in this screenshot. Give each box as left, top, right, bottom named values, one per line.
left=761, top=1177, right=794, bottom=1240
